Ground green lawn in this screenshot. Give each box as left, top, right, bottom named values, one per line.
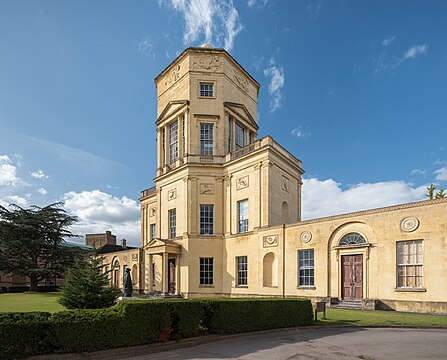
left=315, top=307, right=447, bottom=327
left=0, top=292, right=65, bottom=313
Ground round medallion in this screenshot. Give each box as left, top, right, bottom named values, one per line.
left=400, top=217, right=419, bottom=232
left=300, top=231, right=312, bottom=243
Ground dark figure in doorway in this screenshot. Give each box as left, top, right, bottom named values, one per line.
left=123, top=268, right=133, bottom=297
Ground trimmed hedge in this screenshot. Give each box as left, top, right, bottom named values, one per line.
left=0, top=298, right=312, bottom=359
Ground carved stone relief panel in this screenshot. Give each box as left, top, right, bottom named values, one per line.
left=149, top=207, right=156, bottom=217
left=400, top=217, right=420, bottom=232
left=263, top=235, right=279, bottom=248
left=132, top=254, right=138, bottom=261
left=300, top=231, right=312, bottom=243
left=281, top=176, right=289, bottom=192
left=164, top=65, right=181, bottom=87
left=168, top=189, right=177, bottom=201
left=233, top=69, right=249, bottom=93
left=192, top=55, right=222, bottom=71
left=200, top=183, right=214, bottom=195
left=236, top=176, right=249, bottom=190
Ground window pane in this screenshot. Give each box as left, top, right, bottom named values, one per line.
left=235, top=123, right=245, bottom=149
left=169, top=122, right=178, bottom=164
left=396, top=241, right=423, bottom=288
left=200, top=123, right=214, bottom=156
left=200, top=257, right=214, bottom=285
left=200, top=83, right=214, bottom=97
left=238, top=200, right=248, bottom=233
left=200, top=205, right=214, bottom=235
left=169, top=209, right=176, bottom=238
left=298, top=249, right=314, bottom=286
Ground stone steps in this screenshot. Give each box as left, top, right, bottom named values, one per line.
left=332, top=300, right=363, bottom=310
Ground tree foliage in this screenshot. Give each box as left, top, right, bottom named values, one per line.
left=58, top=251, right=121, bottom=309
left=0, top=202, right=78, bottom=291
left=426, top=184, right=446, bottom=200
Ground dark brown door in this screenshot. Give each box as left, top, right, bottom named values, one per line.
left=168, top=259, right=176, bottom=294
left=341, top=255, right=363, bottom=300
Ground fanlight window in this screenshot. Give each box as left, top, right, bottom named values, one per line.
left=338, top=232, right=367, bottom=246
left=114, top=260, right=120, bottom=268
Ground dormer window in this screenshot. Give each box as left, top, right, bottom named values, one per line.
left=199, top=82, right=214, bottom=97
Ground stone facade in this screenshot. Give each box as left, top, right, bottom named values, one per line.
left=126, top=45, right=445, bottom=313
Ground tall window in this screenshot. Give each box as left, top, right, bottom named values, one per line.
left=238, top=199, right=248, bottom=233
left=200, top=205, right=214, bottom=236
left=199, top=82, right=214, bottom=97
left=200, top=258, right=214, bottom=285
left=169, top=209, right=176, bottom=239
left=235, top=122, right=245, bottom=149
left=200, top=123, right=214, bottom=156
left=397, top=240, right=423, bottom=288
left=150, top=224, right=156, bottom=240
left=228, top=117, right=233, bottom=153
left=298, top=249, right=314, bottom=287
left=236, top=256, right=248, bottom=286
left=169, top=121, right=178, bottom=164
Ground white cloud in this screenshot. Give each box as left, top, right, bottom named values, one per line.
left=247, top=0, right=268, bottom=8
left=403, top=44, right=428, bottom=60
left=263, top=58, right=285, bottom=112
left=301, top=178, right=426, bottom=220
left=30, top=169, right=49, bottom=179
left=2, top=195, right=29, bottom=208
left=434, top=167, right=447, bottom=181
left=305, top=3, right=321, bottom=19
left=160, top=0, right=242, bottom=51
left=382, top=35, right=396, bottom=47
left=63, top=190, right=141, bottom=245
left=0, top=155, right=26, bottom=187
left=410, top=169, right=427, bottom=176
left=137, top=36, right=154, bottom=56
left=37, top=187, right=47, bottom=195
left=290, top=128, right=309, bottom=138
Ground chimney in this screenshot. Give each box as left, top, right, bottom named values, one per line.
left=121, top=239, right=127, bottom=249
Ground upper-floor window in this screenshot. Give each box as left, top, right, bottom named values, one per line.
left=162, top=127, right=166, bottom=166
left=199, top=82, right=214, bottom=97
left=169, top=121, right=178, bottom=164
left=397, top=240, right=423, bottom=288
left=238, top=199, right=248, bottom=233
left=150, top=223, right=156, bottom=241
left=235, top=122, right=246, bottom=150
left=200, top=204, right=214, bottom=236
left=169, top=209, right=176, bottom=239
left=200, top=123, right=214, bottom=156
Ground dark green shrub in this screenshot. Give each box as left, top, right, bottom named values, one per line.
left=167, top=300, right=205, bottom=339
left=199, top=298, right=313, bottom=334
left=0, top=312, right=52, bottom=359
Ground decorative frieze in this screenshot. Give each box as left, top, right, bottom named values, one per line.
left=200, top=183, right=214, bottom=195
left=233, top=71, right=249, bottom=93
left=168, top=189, right=177, bottom=201
left=263, top=235, right=279, bottom=248
left=192, top=56, right=222, bottom=71
left=236, top=176, right=249, bottom=190
left=400, top=217, right=419, bottom=232
left=164, top=65, right=180, bottom=87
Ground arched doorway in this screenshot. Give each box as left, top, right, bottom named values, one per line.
left=113, top=259, right=121, bottom=288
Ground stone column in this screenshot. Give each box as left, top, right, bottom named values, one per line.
left=162, top=252, right=168, bottom=295
left=157, top=128, right=162, bottom=172
left=175, top=254, right=181, bottom=295
left=164, top=125, right=169, bottom=167
left=232, top=119, right=236, bottom=151
left=148, top=254, right=153, bottom=293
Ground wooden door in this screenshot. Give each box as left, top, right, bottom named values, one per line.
left=341, top=255, right=363, bottom=300
left=114, top=269, right=120, bottom=288
left=168, top=259, right=176, bottom=294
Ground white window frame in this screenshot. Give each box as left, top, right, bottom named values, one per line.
left=396, top=240, right=424, bottom=289
left=200, top=123, right=214, bottom=156
left=150, top=223, right=156, bottom=241
left=238, top=199, right=248, bottom=233
left=200, top=204, right=214, bottom=236
left=298, top=249, right=314, bottom=287
left=169, top=121, right=178, bottom=164
left=169, top=209, right=176, bottom=239
left=199, top=82, right=214, bottom=98
left=199, top=257, right=214, bottom=285
left=236, top=256, right=248, bottom=286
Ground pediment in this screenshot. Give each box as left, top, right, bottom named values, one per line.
left=145, top=238, right=181, bottom=254
left=224, top=102, right=258, bottom=130
left=156, top=100, right=189, bottom=125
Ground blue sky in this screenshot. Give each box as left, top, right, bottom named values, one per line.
left=1, top=1, right=446, bottom=245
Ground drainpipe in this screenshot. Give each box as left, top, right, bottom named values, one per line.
left=282, top=223, right=286, bottom=298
